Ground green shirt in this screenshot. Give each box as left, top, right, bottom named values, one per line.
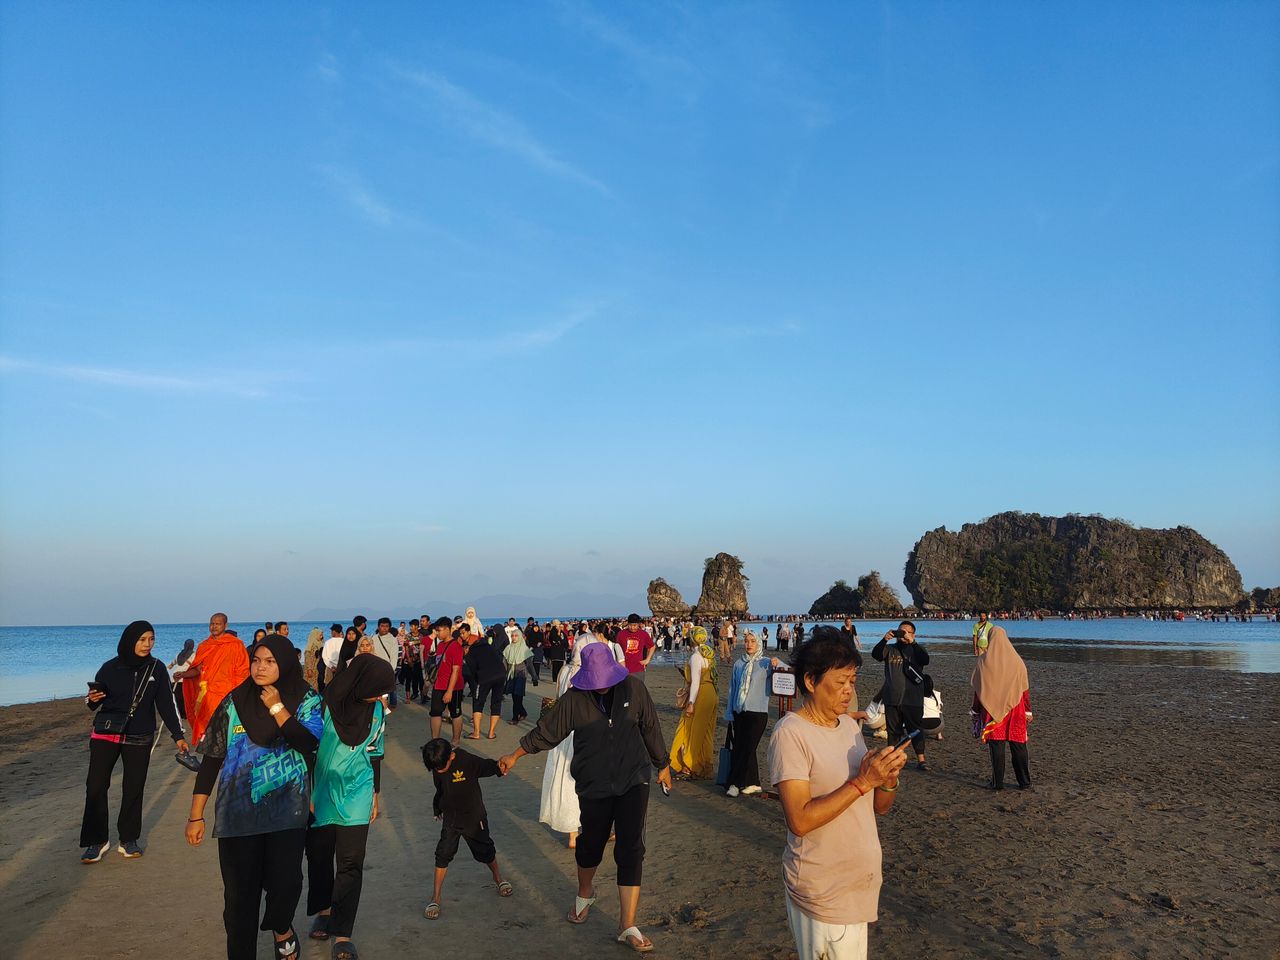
left=312, top=701, right=385, bottom=827
left=973, top=621, right=992, bottom=651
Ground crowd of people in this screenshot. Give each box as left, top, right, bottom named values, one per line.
left=79, top=608, right=1035, bottom=960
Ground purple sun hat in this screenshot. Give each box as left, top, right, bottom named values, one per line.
left=570, top=643, right=629, bottom=691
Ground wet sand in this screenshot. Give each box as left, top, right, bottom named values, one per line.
left=1, top=653, right=1277, bottom=959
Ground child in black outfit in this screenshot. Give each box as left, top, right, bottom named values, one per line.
left=420, top=738, right=513, bottom=918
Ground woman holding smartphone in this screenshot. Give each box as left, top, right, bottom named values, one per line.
left=80, top=620, right=189, bottom=864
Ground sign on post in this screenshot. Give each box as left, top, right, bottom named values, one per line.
left=772, top=670, right=796, bottom=718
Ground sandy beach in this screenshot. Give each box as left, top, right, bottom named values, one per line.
left=1, top=652, right=1277, bottom=960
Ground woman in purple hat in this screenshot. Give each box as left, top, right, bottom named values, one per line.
left=499, top=643, right=672, bottom=954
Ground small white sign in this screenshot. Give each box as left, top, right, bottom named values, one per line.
left=772, top=672, right=796, bottom=697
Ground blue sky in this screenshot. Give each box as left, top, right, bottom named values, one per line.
left=1, top=1, right=1277, bottom=624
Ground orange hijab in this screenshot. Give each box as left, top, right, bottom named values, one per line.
left=971, top=626, right=1029, bottom=736
left=185, top=633, right=250, bottom=747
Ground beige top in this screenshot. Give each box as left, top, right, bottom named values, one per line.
left=768, top=712, right=882, bottom=925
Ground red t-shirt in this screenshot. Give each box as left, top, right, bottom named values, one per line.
left=434, top=639, right=464, bottom=691
left=617, top=628, right=654, bottom=674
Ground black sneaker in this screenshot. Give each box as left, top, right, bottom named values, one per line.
left=118, top=840, right=143, bottom=858
left=80, top=842, right=108, bottom=864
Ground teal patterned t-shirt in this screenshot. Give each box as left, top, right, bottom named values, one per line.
left=312, top=701, right=385, bottom=827
left=201, top=690, right=324, bottom=838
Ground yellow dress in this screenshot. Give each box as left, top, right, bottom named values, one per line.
left=670, top=651, right=718, bottom=778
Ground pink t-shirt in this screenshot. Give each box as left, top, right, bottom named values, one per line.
left=767, top=712, right=882, bottom=925
left=616, top=628, right=654, bottom=674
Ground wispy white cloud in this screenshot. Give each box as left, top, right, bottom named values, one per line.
left=374, top=302, right=600, bottom=359
left=315, top=50, right=340, bottom=85
left=315, top=163, right=405, bottom=228
left=0, top=355, right=269, bottom=399
left=393, top=66, right=611, bottom=196
left=555, top=0, right=698, bottom=96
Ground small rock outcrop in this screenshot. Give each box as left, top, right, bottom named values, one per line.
left=1248, top=586, right=1280, bottom=611
left=904, top=511, right=1245, bottom=611
left=693, top=553, right=749, bottom=617
left=809, top=572, right=905, bottom=617
left=647, top=578, right=691, bottom=617
left=809, top=580, right=859, bottom=617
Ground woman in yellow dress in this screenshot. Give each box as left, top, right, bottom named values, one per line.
left=670, top=627, right=718, bottom=778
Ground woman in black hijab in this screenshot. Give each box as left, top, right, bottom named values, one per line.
left=186, top=634, right=324, bottom=960
left=305, top=655, right=396, bottom=954
left=80, top=620, right=188, bottom=863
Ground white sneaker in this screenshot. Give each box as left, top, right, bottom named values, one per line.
left=741, top=785, right=762, bottom=796
left=725, top=785, right=740, bottom=798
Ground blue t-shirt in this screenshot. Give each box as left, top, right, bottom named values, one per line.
left=312, top=702, right=385, bottom=827
left=201, top=691, right=324, bottom=839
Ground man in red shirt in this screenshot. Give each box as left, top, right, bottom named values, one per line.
left=616, top=613, right=656, bottom=675
left=429, top=617, right=465, bottom=745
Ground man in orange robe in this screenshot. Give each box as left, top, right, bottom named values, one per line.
left=177, top=612, right=249, bottom=748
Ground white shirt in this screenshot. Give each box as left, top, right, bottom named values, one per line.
left=321, top=635, right=345, bottom=670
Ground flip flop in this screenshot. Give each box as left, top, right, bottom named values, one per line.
left=567, top=890, right=597, bottom=924
left=424, top=902, right=440, bottom=920
left=616, top=926, right=654, bottom=953
left=274, top=930, right=299, bottom=960
left=309, top=915, right=330, bottom=940
left=497, top=880, right=513, bottom=897
left=331, top=941, right=358, bottom=960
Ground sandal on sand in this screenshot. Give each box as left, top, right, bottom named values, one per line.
left=331, top=941, right=359, bottom=960
left=309, top=915, right=330, bottom=940
left=424, top=902, right=441, bottom=920
left=498, top=880, right=513, bottom=897
left=616, top=926, right=654, bottom=953
left=274, top=930, right=299, bottom=960
left=567, top=890, right=597, bottom=924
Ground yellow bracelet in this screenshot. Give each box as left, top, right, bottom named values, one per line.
left=877, top=781, right=898, bottom=793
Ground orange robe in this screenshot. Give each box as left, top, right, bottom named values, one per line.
left=184, top=635, right=250, bottom=748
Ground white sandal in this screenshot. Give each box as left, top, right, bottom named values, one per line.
left=616, top=926, right=653, bottom=952
left=567, top=890, right=597, bottom=924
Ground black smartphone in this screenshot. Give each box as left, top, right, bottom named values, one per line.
left=86, top=681, right=106, bottom=693
left=894, top=729, right=920, bottom=750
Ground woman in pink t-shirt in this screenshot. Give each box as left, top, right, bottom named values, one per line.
left=768, top=626, right=910, bottom=960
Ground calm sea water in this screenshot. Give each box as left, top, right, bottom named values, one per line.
left=2, top=615, right=1277, bottom=706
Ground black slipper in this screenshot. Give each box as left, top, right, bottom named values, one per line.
left=309, top=915, right=330, bottom=940
left=274, top=930, right=299, bottom=959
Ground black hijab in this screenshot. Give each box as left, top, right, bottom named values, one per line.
left=336, top=630, right=359, bottom=671
left=231, top=633, right=310, bottom=747
left=323, top=653, right=396, bottom=747
left=117, top=620, right=154, bottom=669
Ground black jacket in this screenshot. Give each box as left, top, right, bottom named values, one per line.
left=464, top=640, right=507, bottom=687
left=871, top=637, right=930, bottom=707
left=519, top=675, right=669, bottom=800
left=88, top=655, right=183, bottom=741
